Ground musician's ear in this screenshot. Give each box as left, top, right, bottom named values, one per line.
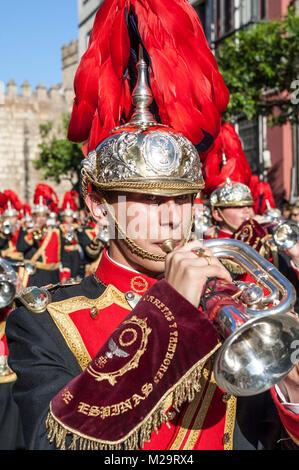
left=85, top=191, right=108, bottom=225
left=212, top=208, right=223, bottom=223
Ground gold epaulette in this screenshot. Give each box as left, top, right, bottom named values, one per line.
left=16, top=280, right=82, bottom=314
left=16, top=286, right=52, bottom=314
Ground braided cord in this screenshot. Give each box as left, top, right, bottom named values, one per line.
left=102, top=196, right=194, bottom=261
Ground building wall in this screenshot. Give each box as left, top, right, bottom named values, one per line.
left=78, top=0, right=104, bottom=58
left=213, top=0, right=297, bottom=204
left=61, top=39, right=79, bottom=90
left=266, top=0, right=294, bottom=203
left=77, top=0, right=211, bottom=57
left=0, top=80, right=74, bottom=205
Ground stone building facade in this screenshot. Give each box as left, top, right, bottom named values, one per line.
left=0, top=39, right=79, bottom=206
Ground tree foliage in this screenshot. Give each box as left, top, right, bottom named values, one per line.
left=33, top=113, right=83, bottom=187
left=217, top=7, right=299, bottom=126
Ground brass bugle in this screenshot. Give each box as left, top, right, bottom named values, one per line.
left=161, top=238, right=299, bottom=396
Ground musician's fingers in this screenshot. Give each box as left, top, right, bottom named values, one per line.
left=165, top=251, right=231, bottom=283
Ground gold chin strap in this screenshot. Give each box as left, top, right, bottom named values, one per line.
left=216, top=207, right=238, bottom=233
left=101, top=196, right=194, bottom=261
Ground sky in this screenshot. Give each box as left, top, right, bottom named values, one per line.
left=0, top=0, right=78, bottom=91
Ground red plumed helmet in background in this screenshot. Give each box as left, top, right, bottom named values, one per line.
left=0, top=192, right=7, bottom=216
left=67, top=0, right=229, bottom=157
left=33, top=184, right=59, bottom=214
left=22, top=203, right=32, bottom=217
left=3, top=190, right=23, bottom=217
left=202, top=123, right=252, bottom=197
left=61, top=191, right=80, bottom=213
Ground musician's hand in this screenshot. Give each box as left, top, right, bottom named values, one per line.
left=164, top=239, right=232, bottom=309
left=15, top=277, right=24, bottom=297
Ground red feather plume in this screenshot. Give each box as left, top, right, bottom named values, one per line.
left=34, top=184, right=59, bottom=213
left=3, top=190, right=23, bottom=212
left=0, top=192, right=7, bottom=215
left=61, top=191, right=79, bottom=212
left=67, top=0, right=229, bottom=157
left=22, top=203, right=32, bottom=216
left=202, top=123, right=252, bottom=196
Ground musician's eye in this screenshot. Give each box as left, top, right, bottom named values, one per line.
left=145, top=195, right=159, bottom=203
left=175, top=195, right=190, bottom=203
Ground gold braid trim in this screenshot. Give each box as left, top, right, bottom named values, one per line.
left=81, top=169, right=204, bottom=200
left=45, top=343, right=221, bottom=451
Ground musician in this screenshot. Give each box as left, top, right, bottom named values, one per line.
left=77, top=217, right=108, bottom=277
left=59, top=191, right=83, bottom=282
left=6, top=0, right=299, bottom=451
left=290, top=201, right=299, bottom=226
left=0, top=191, right=24, bottom=268
left=16, top=185, right=66, bottom=288
left=202, top=126, right=299, bottom=310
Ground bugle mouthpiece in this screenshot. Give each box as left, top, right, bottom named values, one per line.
left=161, top=239, right=176, bottom=254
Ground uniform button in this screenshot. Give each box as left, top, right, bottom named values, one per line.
left=125, top=291, right=135, bottom=301
left=223, top=433, right=230, bottom=445
left=90, top=306, right=98, bottom=319
left=222, top=393, right=231, bottom=403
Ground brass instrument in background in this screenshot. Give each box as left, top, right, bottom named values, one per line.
left=271, top=221, right=299, bottom=251
left=33, top=229, right=44, bottom=243
left=2, top=220, right=13, bottom=237
left=204, top=239, right=298, bottom=397
left=161, top=238, right=299, bottom=397
left=0, top=257, right=17, bottom=308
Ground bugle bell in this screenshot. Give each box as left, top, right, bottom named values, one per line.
left=2, top=220, right=13, bottom=237
left=203, top=238, right=299, bottom=396
left=161, top=237, right=299, bottom=396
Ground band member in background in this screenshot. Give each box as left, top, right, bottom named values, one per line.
left=16, top=184, right=66, bottom=287
left=77, top=212, right=109, bottom=277
left=21, top=203, right=34, bottom=230
left=59, top=191, right=83, bottom=282
left=202, top=123, right=299, bottom=310
left=6, top=0, right=299, bottom=451
left=0, top=190, right=24, bottom=270
left=290, top=201, right=299, bottom=226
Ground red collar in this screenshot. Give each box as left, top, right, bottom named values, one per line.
left=217, top=229, right=232, bottom=238
left=95, top=249, right=158, bottom=295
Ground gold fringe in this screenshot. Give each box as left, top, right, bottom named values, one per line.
left=46, top=404, right=172, bottom=451
left=45, top=345, right=220, bottom=451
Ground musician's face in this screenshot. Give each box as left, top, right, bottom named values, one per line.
left=213, top=205, right=255, bottom=233
left=86, top=191, right=192, bottom=275
left=64, top=216, right=74, bottom=225
left=290, top=208, right=299, bottom=223
left=34, top=214, right=47, bottom=229
left=6, top=216, right=18, bottom=227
